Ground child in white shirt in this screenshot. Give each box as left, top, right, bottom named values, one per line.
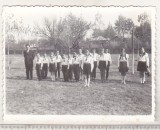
left=35, top=53, right=42, bottom=81
left=82, top=50, right=93, bottom=87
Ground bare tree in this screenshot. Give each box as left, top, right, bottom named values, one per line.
left=60, top=13, right=90, bottom=49
left=34, top=14, right=90, bottom=50
left=34, top=18, right=57, bottom=48
left=45, top=13, right=91, bottom=51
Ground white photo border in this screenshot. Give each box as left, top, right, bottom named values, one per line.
left=1, top=5, right=156, bottom=124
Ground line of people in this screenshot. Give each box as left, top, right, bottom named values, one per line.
left=34, top=48, right=112, bottom=87
left=24, top=44, right=150, bottom=87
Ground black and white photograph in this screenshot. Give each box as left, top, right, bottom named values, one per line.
left=3, top=6, right=155, bottom=121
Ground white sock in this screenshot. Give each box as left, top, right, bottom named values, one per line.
left=140, top=78, right=142, bottom=83
left=143, top=72, right=146, bottom=82
left=88, top=77, right=90, bottom=87
left=85, top=79, right=87, bottom=86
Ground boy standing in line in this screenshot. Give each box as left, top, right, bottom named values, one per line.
left=105, top=49, right=112, bottom=80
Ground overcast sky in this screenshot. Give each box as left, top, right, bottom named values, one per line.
left=4, top=6, right=154, bottom=27
left=3, top=6, right=155, bottom=40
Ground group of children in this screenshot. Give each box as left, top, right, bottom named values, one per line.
left=34, top=47, right=150, bottom=86
left=35, top=48, right=112, bottom=87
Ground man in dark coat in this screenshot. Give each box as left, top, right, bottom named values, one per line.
left=23, top=44, right=35, bottom=80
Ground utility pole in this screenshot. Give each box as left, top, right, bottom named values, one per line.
left=132, top=28, right=134, bottom=74
left=138, top=40, right=139, bottom=56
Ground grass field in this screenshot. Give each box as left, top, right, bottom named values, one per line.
left=5, top=54, right=152, bottom=115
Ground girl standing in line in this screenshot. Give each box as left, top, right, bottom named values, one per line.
left=82, top=50, right=93, bottom=87
left=137, top=47, right=149, bottom=84
left=49, top=52, right=57, bottom=81
left=118, top=48, right=129, bottom=84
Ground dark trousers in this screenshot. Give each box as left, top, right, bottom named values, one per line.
left=73, top=64, right=80, bottom=81
left=36, top=64, right=42, bottom=80
left=25, top=63, right=33, bottom=80
left=68, top=65, right=73, bottom=80
left=92, top=61, right=97, bottom=79
left=80, top=67, right=83, bottom=79
left=100, top=69, right=106, bottom=82
left=55, top=62, right=61, bottom=78
left=99, top=61, right=106, bottom=82
left=42, top=63, right=48, bottom=79
left=62, top=65, right=69, bottom=82
left=106, top=61, right=110, bottom=80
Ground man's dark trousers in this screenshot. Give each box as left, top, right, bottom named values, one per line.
left=24, top=50, right=34, bottom=80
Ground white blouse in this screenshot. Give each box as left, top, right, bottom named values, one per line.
left=61, top=57, right=69, bottom=65
left=49, top=57, right=56, bottom=64
left=83, top=55, right=93, bottom=64
left=119, top=54, right=129, bottom=62
left=35, top=57, right=42, bottom=64
left=72, top=57, right=80, bottom=64
left=83, top=55, right=94, bottom=71
left=105, top=53, right=112, bottom=63
left=78, top=54, right=84, bottom=61
left=92, top=53, right=99, bottom=62
left=118, top=53, right=129, bottom=67
left=138, top=52, right=149, bottom=66
left=55, top=55, right=62, bottom=62
left=68, top=57, right=73, bottom=65
left=99, top=54, right=106, bottom=61
left=43, top=57, right=49, bottom=64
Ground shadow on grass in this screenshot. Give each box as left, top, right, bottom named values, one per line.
left=6, top=75, right=145, bottom=87
left=6, top=76, right=38, bottom=81
left=6, top=67, right=24, bottom=70
left=91, top=79, right=121, bottom=84
left=108, top=79, right=142, bottom=84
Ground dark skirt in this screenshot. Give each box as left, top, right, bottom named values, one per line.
left=73, top=64, right=80, bottom=81
left=62, top=65, right=69, bottom=82
left=119, top=61, right=128, bottom=76
left=83, top=63, right=91, bottom=75
left=36, top=64, right=42, bottom=80
left=42, top=63, right=48, bottom=70
left=137, top=61, right=147, bottom=72
left=98, top=61, right=106, bottom=70
left=49, top=63, right=56, bottom=72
